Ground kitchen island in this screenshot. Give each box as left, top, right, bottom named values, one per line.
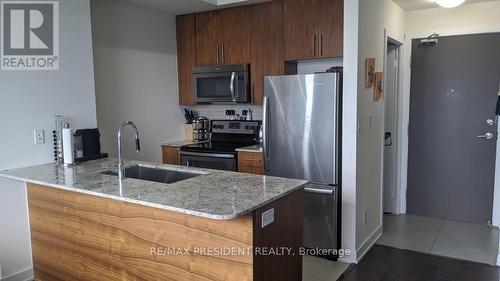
left=0, top=159, right=306, bottom=281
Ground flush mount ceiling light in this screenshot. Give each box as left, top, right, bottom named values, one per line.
left=435, top=0, right=466, bottom=8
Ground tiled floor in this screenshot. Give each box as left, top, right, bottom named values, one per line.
left=303, top=255, right=350, bottom=281
left=377, top=214, right=499, bottom=265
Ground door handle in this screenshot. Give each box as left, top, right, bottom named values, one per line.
left=477, top=132, right=493, bottom=140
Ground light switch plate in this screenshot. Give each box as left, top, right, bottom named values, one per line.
left=261, top=208, right=274, bottom=228
left=34, top=129, right=45, bottom=145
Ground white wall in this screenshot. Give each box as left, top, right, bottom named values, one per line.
left=0, top=0, right=97, bottom=279
left=339, top=0, right=359, bottom=263
left=91, top=0, right=185, bottom=163
left=400, top=1, right=500, bottom=223
left=355, top=0, right=405, bottom=261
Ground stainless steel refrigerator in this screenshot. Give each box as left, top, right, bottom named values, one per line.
left=263, top=72, right=341, bottom=258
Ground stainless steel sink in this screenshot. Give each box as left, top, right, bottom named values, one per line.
left=102, top=165, right=201, bottom=184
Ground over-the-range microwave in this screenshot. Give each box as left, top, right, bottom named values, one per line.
left=192, top=64, right=250, bottom=104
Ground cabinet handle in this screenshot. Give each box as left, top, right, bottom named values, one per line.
left=313, top=35, right=317, bottom=57
left=217, top=45, right=220, bottom=64
left=320, top=34, right=323, bottom=56
left=221, top=45, right=225, bottom=64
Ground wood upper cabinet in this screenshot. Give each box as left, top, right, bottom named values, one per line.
left=250, top=1, right=284, bottom=105
left=284, top=0, right=343, bottom=60
left=219, top=7, right=250, bottom=65
left=317, top=0, right=343, bottom=58
left=195, top=11, right=220, bottom=66
left=284, top=0, right=318, bottom=61
left=176, top=15, right=196, bottom=105
left=195, top=7, right=250, bottom=66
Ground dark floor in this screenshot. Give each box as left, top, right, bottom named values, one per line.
left=341, top=245, right=500, bottom=281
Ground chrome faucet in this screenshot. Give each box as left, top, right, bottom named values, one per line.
left=117, top=121, right=140, bottom=179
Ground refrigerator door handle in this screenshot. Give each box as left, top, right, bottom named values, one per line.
left=262, top=96, right=269, bottom=171
left=304, top=187, right=334, bottom=195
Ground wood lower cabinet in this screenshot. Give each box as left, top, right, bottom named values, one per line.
left=162, top=146, right=181, bottom=165
left=284, top=0, right=343, bottom=60
left=250, top=1, right=284, bottom=106
left=176, top=15, right=196, bottom=105
left=238, top=151, right=264, bottom=175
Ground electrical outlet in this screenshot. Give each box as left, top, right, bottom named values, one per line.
left=362, top=211, right=368, bottom=225
left=33, top=129, right=45, bottom=145
left=368, top=114, right=373, bottom=129
left=261, top=208, right=274, bottom=228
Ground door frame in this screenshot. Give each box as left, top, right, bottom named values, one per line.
left=400, top=30, right=500, bottom=227
left=381, top=33, right=404, bottom=215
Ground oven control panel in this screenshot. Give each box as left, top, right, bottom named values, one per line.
left=211, top=120, right=261, bottom=135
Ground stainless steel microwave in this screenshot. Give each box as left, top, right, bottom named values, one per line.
left=192, top=64, right=250, bottom=104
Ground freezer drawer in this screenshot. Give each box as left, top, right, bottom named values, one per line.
left=304, top=183, right=340, bottom=257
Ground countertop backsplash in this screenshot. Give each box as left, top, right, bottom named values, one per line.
left=181, top=105, right=263, bottom=121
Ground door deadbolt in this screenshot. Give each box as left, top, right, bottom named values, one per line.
left=486, top=119, right=494, bottom=126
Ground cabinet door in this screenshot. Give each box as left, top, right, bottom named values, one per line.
left=195, top=11, right=220, bottom=66
left=219, top=6, right=251, bottom=65
left=176, top=15, right=195, bottom=105
left=162, top=146, right=180, bottom=165
left=284, top=0, right=318, bottom=61
left=238, top=152, right=264, bottom=175
left=250, top=1, right=284, bottom=105
left=317, top=0, right=343, bottom=58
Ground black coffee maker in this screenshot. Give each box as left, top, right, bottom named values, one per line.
left=74, top=129, right=108, bottom=162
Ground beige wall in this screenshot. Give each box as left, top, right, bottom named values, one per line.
left=0, top=0, right=96, bottom=279
left=91, top=0, right=186, bottom=163
left=355, top=0, right=405, bottom=261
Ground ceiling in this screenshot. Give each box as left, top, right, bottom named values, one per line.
left=118, top=0, right=271, bottom=15
left=393, top=0, right=499, bottom=11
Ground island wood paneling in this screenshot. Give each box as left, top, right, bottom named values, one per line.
left=253, top=188, right=304, bottom=281
left=27, top=183, right=253, bottom=281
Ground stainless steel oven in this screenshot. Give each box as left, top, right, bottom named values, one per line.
left=193, top=64, right=250, bottom=104
left=181, top=152, right=236, bottom=171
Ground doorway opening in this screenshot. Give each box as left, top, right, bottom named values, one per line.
left=378, top=33, right=500, bottom=266
left=382, top=38, right=402, bottom=215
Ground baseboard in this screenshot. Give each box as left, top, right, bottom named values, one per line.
left=1, top=267, right=33, bottom=281
left=355, top=224, right=383, bottom=263
left=496, top=249, right=500, bottom=266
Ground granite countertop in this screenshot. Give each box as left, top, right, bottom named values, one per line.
left=0, top=159, right=306, bottom=220
left=161, top=140, right=208, bottom=147
left=235, top=144, right=263, bottom=153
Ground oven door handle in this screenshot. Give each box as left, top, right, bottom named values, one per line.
left=230, top=72, right=236, bottom=102
left=181, top=151, right=235, bottom=159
